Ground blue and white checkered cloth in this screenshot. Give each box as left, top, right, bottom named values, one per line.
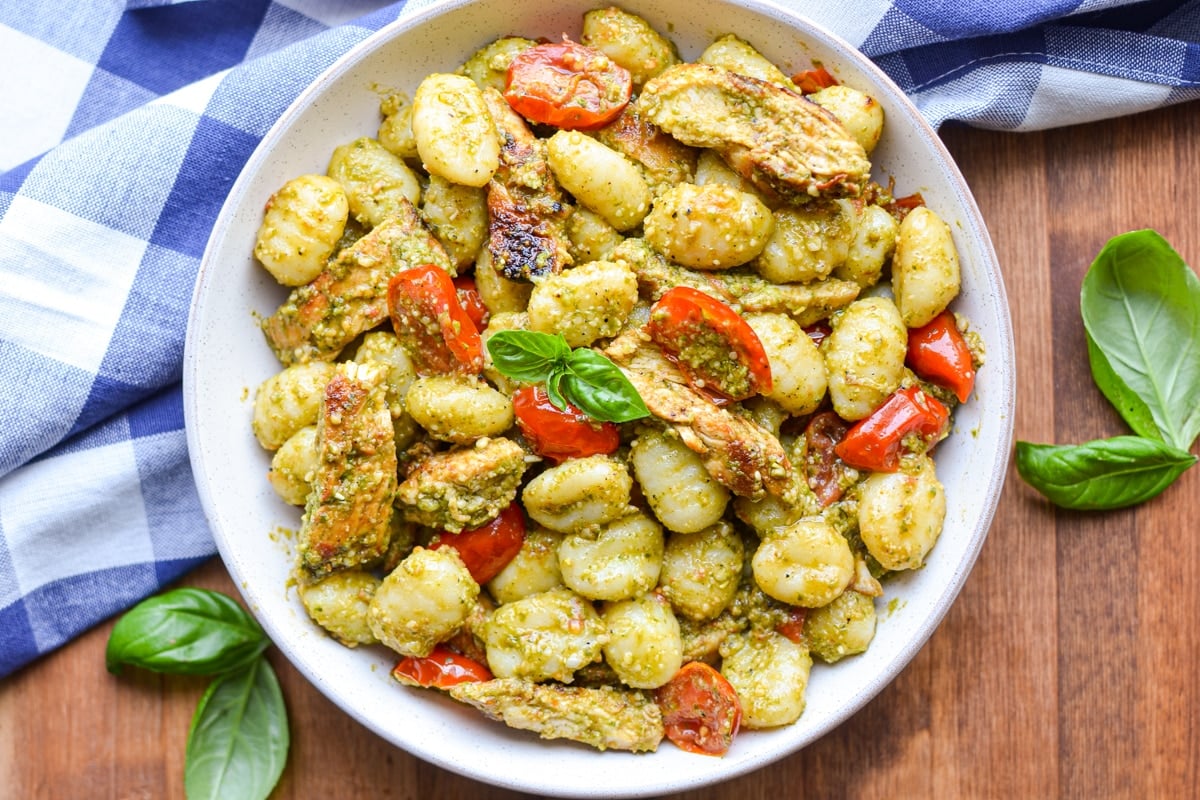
left=2, top=0, right=1198, bottom=678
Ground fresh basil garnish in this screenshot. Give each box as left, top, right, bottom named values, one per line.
left=1080, top=230, right=1200, bottom=451
left=1016, top=437, right=1197, bottom=510
left=486, top=330, right=649, bottom=423
left=106, top=587, right=269, bottom=676
left=486, top=329, right=571, bottom=383
left=561, top=348, right=650, bottom=423
left=184, top=657, right=290, bottom=800
left=1016, top=230, right=1199, bottom=510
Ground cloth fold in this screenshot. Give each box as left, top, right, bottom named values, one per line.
left=2, top=0, right=1198, bottom=678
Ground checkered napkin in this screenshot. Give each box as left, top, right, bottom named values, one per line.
left=2, top=0, right=1198, bottom=678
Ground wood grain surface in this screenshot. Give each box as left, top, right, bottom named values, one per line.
left=2, top=101, right=1198, bottom=800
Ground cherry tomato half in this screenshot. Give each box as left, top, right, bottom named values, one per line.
left=453, top=275, right=490, bottom=332
left=906, top=311, right=976, bottom=403
left=834, top=386, right=950, bottom=472
left=505, top=40, right=632, bottom=130
left=654, top=662, right=742, bottom=756
left=647, top=286, right=772, bottom=401
left=430, top=502, right=526, bottom=584
left=387, top=264, right=482, bottom=376
left=804, top=411, right=851, bottom=507
left=392, top=645, right=492, bottom=689
left=511, top=385, right=620, bottom=463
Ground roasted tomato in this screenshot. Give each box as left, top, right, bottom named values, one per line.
left=512, top=385, right=620, bottom=463
left=906, top=311, right=975, bottom=403
left=453, top=275, right=490, bottom=331
left=430, top=502, right=526, bottom=584
left=647, top=286, right=772, bottom=401
left=834, top=386, right=950, bottom=472
left=655, top=661, right=742, bottom=756
left=392, top=645, right=492, bottom=688
left=804, top=411, right=851, bottom=507
left=504, top=40, right=632, bottom=130
left=387, top=264, right=482, bottom=375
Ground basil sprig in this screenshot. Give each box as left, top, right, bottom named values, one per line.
left=487, top=330, right=650, bottom=423
left=107, top=588, right=289, bottom=800
left=1017, top=230, right=1200, bottom=510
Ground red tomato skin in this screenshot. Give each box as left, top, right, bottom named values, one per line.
left=504, top=40, right=632, bottom=130
left=792, top=64, right=838, bottom=94
left=647, top=286, right=772, bottom=401
left=654, top=661, right=742, bottom=756
left=906, top=311, right=976, bottom=403
left=776, top=608, right=808, bottom=644
left=430, top=502, right=526, bottom=584
left=804, top=412, right=851, bottom=507
left=512, top=385, right=620, bottom=463
left=834, top=386, right=950, bottom=472
left=387, top=265, right=482, bottom=376
left=392, top=645, right=492, bottom=688
left=453, top=275, right=490, bottom=332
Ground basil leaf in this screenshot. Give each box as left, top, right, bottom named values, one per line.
left=185, top=658, right=289, bottom=800
left=544, top=368, right=568, bottom=412
left=1015, top=436, right=1197, bottom=510
left=106, top=588, right=268, bottom=676
left=1081, top=230, right=1200, bottom=451
left=486, top=330, right=570, bottom=383
left=562, top=349, right=651, bottom=423
left=1085, top=332, right=1161, bottom=442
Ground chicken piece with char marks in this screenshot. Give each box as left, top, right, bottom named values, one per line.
left=298, top=361, right=397, bottom=580
left=636, top=63, right=870, bottom=200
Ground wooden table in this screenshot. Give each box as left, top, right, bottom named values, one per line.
left=3, top=101, right=1198, bottom=800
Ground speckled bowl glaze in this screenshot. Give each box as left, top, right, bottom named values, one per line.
left=184, top=0, right=1015, bottom=795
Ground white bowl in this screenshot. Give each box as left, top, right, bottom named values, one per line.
left=184, top=0, right=1015, bottom=796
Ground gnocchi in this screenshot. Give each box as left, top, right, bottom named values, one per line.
left=327, top=137, right=421, bottom=227
left=546, top=131, right=651, bottom=232
left=522, top=454, right=634, bottom=533
left=558, top=510, right=664, bottom=602
left=253, top=174, right=348, bottom=286
left=526, top=258, right=639, bottom=347
left=602, top=593, right=683, bottom=688
left=858, top=455, right=947, bottom=570
left=411, top=73, right=500, bottom=188
left=823, top=295, right=908, bottom=421
left=630, top=427, right=729, bottom=533
left=892, top=206, right=962, bottom=327
left=643, top=182, right=774, bottom=269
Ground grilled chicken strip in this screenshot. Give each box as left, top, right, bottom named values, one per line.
left=394, top=436, right=528, bottom=533
left=636, top=63, right=870, bottom=199
left=298, top=361, right=397, bottom=580
left=614, top=238, right=859, bottom=326
left=448, top=678, right=664, bottom=752
left=262, top=200, right=452, bottom=365
left=604, top=331, right=792, bottom=500
left=482, top=88, right=573, bottom=281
